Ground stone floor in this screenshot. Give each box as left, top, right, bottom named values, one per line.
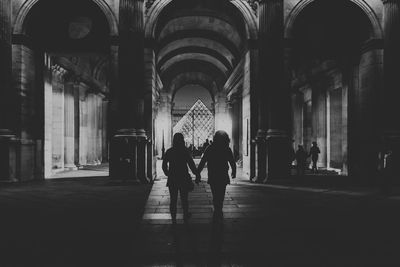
left=2, top=166, right=400, bottom=266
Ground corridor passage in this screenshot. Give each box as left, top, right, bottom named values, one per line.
left=137, top=178, right=400, bottom=266
left=1, top=175, right=400, bottom=266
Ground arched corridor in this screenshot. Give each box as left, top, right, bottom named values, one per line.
left=1, top=0, right=400, bottom=184
left=3, top=0, right=400, bottom=265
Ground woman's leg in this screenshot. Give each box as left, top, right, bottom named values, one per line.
left=179, top=188, right=189, bottom=216
left=211, top=184, right=226, bottom=215
left=210, top=185, right=218, bottom=211
left=169, top=187, right=178, bottom=221
left=218, top=185, right=227, bottom=213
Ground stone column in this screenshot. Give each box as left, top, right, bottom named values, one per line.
left=79, top=84, right=88, bottom=166
left=311, top=81, right=327, bottom=169
left=51, top=65, right=67, bottom=172
left=64, top=76, right=77, bottom=170
left=110, top=0, right=148, bottom=182
left=227, top=100, right=235, bottom=152
left=156, top=92, right=172, bottom=157
left=230, top=95, right=243, bottom=163
left=101, top=98, right=108, bottom=163
left=382, top=0, right=400, bottom=154
left=74, top=82, right=81, bottom=168
left=0, top=0, right=17, bottom=180
left=214, top=92, right=230, bottom=133
left=96, top=94, right=102, bottom=164
left=87, top=92, right=95, bottom=165
left=351, top=43, right=383, bottom=180
left=256, top=0, right=291, bottom=182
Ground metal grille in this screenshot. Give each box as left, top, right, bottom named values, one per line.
left=173, top=100, right=214, bottom=147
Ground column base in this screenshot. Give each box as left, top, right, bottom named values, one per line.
left=265, top=130, right=291, bottom=182
left=109, top=129, right=149, bottom=183
left=64, top=164, right=78, bottom=171
left=253, top=130, right=267, bottom=183
left=0, top=133, right=18, bottom=182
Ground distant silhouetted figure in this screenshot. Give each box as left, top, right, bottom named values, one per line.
left=295, top=145, right=307, bottom=176
left=162, top=133, right=199, bottom=224
left=290, top=140, right=296, bottom=166
left=309, top=142, right=321, bottom=173
left=197, top=131, right=236, bottom=221
left=203, top=139, right=210, bottom=152
left=382, top=149, right=394, bottom=195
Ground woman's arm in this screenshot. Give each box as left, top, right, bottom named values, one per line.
left=187, top=153, right=198, bottom=176
left=228, top=148, right=236, bottom=178
left=162, top=152, right=169, bottom=176
left=196, top=152, right=208, bottom=183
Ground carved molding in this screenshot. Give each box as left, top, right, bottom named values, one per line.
left=381, top=0, right=400, bottom=4
left=246, top=0, right=259, bottom=15
left=145, top=0, right=156, bottom=15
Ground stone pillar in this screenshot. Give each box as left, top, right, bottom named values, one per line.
left=0, top=0, right=17, bottom=181
left=257, top=0, right=291, bottom=182
left=51, top=65, right=67, bottom=172
left=101, top=98, right=108, bottom=163
left=227, top=100, right=235, bottom=152
left=351, top=44, right=383, bottom=180
left=64, top=76, right=77, bottom=170
left=311, top=81, right=327, bottom=169
left=93, top=94, right=99, bottom=164
left=79, top=84, right=88, bottom=166
left=382, top=0, right=400, bottom=155
left=156, top=93, right=172, bottom=157
left=44, top=55, right=53, bottom=178
left=214, top=92, right=231, bottom=133
left=96, top=94, right=103, bottom=164
left=110, top=0, right=148, bottom=182
left=74, top=82, right=81, bottom=168
left=87, top=92, right=95, bottom=165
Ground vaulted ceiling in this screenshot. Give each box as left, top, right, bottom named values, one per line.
left=155, top=0, right=247, bottom=96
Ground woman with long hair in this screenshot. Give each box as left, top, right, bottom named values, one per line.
left=162, top=133, right=199, bottom=224
left=196, top=130, right=236, bottom=220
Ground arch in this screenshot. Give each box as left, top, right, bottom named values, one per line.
left=13, top=0, right=118, bottom=36
left=158, top=16, right=243, bottom=45
left=285, top=0, right=383, bottom=39
left=172, top=83, right=216, bottom=104
left=158, top=38, right=235, bottom=66
left=145, top=0, right=258, bottom=40
left=169, top=72, right=218, bottom=100
left=159, top=53, right=231, bottom=74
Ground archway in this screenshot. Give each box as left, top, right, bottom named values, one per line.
left=288, top=0, right=383, bottom=179
left=14, top=0, right=113, bottom=179
left=147, top=0, right=255, bottom=179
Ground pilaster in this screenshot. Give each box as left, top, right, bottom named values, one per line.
left=64, top=75, right=77, bottom=170
left=382, top=0, right=400, bottom=150
left=256, top=0, right=291, bottom=182
left=110, top=0, right=149, bottom=182
left=0, top=0, right=17, bottom=181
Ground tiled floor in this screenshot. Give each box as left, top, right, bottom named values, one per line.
left=2, top=165, right=400, bottom=266
left=137, top=176, right=400, bottom=266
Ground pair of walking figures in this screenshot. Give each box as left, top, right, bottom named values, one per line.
left=162, top=131, right=236, bottom=224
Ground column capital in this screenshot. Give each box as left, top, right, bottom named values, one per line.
left=266, top=129, right=289, bottom=139
left=382, top=0, right=400, bottom=4
left=114, top=128, right=148, bottom=140
left=256, top=129, right=267, bottom=141
left=51, top=64, right=68, bottom=80
left=257, top=0, right=281, bottom=3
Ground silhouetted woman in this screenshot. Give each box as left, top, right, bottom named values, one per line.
left=197, top=130, right=236, bottom=220
left=162, top=133, right=198, bottom=224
